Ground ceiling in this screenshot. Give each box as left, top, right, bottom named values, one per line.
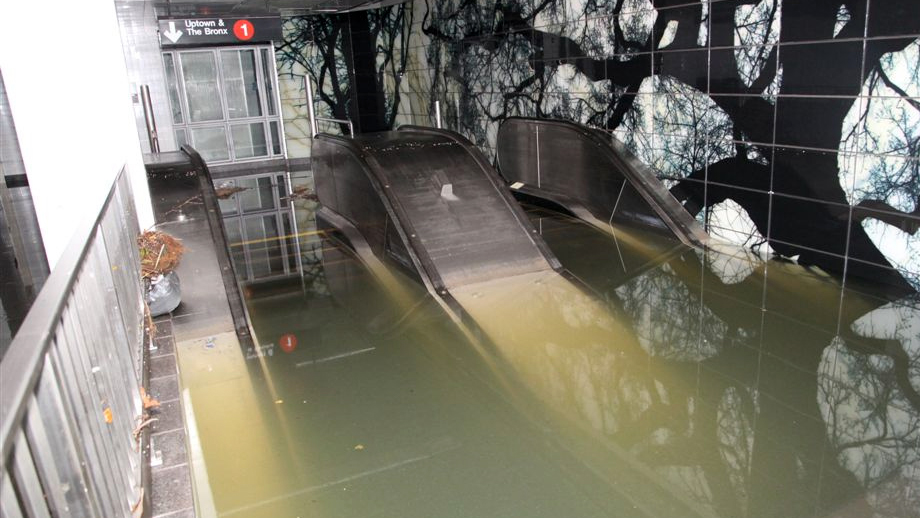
left=153, top=0, right=407, bottom=17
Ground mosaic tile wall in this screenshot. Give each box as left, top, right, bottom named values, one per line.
left=393, top=0, right=920, bottom=294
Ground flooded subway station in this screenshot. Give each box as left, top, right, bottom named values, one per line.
left=2, top=1, right=919, bottom=517
left=171, top=122, right=920, bottom=518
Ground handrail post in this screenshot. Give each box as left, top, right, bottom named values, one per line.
left=434, top=101, right=442, bottom=129
left=140, top=85, right=160, bottom=153
left=304, top=76, right=318, bottom=139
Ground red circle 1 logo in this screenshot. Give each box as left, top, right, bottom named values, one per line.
left=279, top=333, right=297, bottom=353
left=233, top=20, right=254, bottom=41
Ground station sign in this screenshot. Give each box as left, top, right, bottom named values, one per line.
left=158, top=17, right=282, bottom=47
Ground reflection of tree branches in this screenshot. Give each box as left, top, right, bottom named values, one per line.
left=878, top=68, right=920, bottom=114
left=369, top=5, right=414, bottom=128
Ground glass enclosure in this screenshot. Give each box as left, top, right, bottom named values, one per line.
left=217, top=173, right=300, bottom=281
left=162, top=46, right=284, bottom=163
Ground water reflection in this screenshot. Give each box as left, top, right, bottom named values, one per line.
left=216, top=205, right=919, bottom=517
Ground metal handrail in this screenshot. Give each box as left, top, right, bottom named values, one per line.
left=304, top=76, right=354, bottom=138
left=0, top=168, right=144, bottom=516
left=316, top=117, right=355, bottom=137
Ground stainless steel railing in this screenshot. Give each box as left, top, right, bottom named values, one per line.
left=0, top=168, right=145, bottom=516
left=304, top=76, right=355, bottom=138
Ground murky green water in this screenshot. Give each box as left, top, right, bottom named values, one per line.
left=183, top=205, right=920, bottom=518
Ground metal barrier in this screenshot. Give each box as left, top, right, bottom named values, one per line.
left=0, top=168, right=145, bottom=516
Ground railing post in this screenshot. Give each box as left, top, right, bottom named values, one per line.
left=434, top=101, right=442, bottom=129
left=140, top=85, right=159, bottom=153
left=304, top=76, right=318, bottom=139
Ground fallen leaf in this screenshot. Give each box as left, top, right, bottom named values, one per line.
left=140, top=387, right=160, bottom=410
left=103, top=407, right=113, bottom=424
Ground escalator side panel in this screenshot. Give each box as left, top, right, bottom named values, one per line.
left=496, top=117, right=709, bottom=247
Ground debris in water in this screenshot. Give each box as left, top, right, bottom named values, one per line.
left=215, top=186, right=249, bottom=199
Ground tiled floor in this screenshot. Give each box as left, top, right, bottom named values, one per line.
left=148, top=315, right=195, bottom=518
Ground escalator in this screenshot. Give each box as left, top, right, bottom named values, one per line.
left=496, top=117, right=709, bottom=248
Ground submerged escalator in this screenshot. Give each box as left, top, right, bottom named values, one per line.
left=496, top=117, right=709, bottom=248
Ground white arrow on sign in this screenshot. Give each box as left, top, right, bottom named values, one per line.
left=164, top=21, right=183, bottom=43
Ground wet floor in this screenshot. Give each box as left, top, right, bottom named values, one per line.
left=178, top=205, right=920, bottom=518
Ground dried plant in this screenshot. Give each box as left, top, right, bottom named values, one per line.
left=138, top=230, right=185, bottom=279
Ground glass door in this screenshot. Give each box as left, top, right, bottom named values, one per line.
left=163, top=46, right=284, bottom=163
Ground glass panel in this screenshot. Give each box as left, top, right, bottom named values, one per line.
left=243, top=216, right=269, bottom=279
left=263, top=214, right=285, bottom=276
left=189, top=126, right=230, bottom=161
left=238, top=176, right=276, bottom=213
left=260, top=48, right=277, bottom=116
left=223, top=218, right=248, bottom=280
left=221, top=49, right=262, bottom=119
left=282, top=212, right=297, bottom=272
left=269, top=121, right=282, bottom=155
left=276, top=174, right=287, bottom=202
left=174, top=128, right=188, bottom=148
left=180, top=51, right=223, bottom=122
left=231, top=122, right=268, bottom=159
left=243, top=215, right=283, bottom=279
left=216, top=179, right=239, bottom=216
left=162, top=53, right=184, bottom=124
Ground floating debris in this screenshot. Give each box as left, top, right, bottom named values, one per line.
left=282, top=185, right=318, bottom=203
left=215, top=186, right=250, bottom=199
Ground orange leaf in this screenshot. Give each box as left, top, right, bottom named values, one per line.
left=140, top=387, right=160, bottom=410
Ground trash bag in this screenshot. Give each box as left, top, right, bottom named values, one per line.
left=147, top=271, right=181, bottom=317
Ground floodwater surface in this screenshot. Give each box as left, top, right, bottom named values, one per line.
left=178, top=206, right=920, bottom=518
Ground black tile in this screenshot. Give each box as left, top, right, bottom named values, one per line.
left=774, top=97, right=859, bottom=150
left=150, top=374, right=180, bottom=403
left=709, top=46, right=779, bottom=95
left=769, top=146, right=847, bottom=198
left=153, top=507, right=195, bottom=518
left=768, top=194, right=852, bottom=261
left=150, top=464, right=193, bottom=516
left=653, top=2, right=710, bottom=51
left=867, top=0, right=920, bottom=38
left=654, top=48, right=709, bottom=91
left=865, top=36, right=919, bottom=67
left=149, top=400, right=183, bottom=434
left=150, top=354, right=177, bottom=380
left=532, top=26, right=589, bottom=60
left=846, top=257, right=917, bottom=298
left=151, top=428, right=188, bottom=468
left=707, top=1, right=740, bottom=47
left=775, top=0, right=868, bottom=42
left=560, top=57, right=606, bottom=79
left=778, top=40, right=864, bottom=96
left=599, top=53, right=653, bottom=84
left=709, top=96, right=776, bottom=143
left=150, top=335, right=175, bottom=358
